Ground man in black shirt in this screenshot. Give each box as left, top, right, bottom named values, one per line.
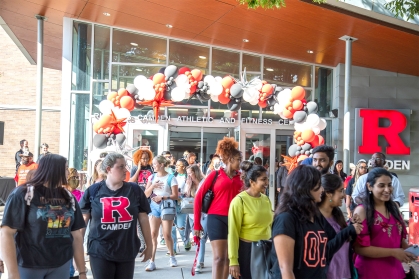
left=14, top=139, right=28, bottom=170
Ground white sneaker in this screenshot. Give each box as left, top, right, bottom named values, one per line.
left=169, top=256, right=178, bottom=267
left=145, top=261, right=156, bottom=271
left=200, top=262, right=204, bottom=268
left=195, top=264, right=203, bottom=273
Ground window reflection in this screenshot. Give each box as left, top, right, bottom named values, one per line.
left=242, top=54, right=261, bottom=72
left=209, top=102, right=238, bottom=121
left=93, top=26, right=110, bottom=80
left=212, top=48, right=240, bottom=78
left=169, top=40, right=209, bottom=73
left=112, top=29, right=166, bottom=64
left=72, top=22, right=92, bottom=91
left=69, top=94, right=90, bottom=170
left=314, top=67, right=332, bottom=117
left=263, top=58, right=312, bottom=87
left=111, top=65, right=162, bottom=91
left=92, top=82, right=110, bottom=115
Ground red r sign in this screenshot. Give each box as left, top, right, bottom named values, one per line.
left=358, top=109, right=410, bottom=155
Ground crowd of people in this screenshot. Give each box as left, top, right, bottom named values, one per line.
left=0, top=138, right=416, bottom=279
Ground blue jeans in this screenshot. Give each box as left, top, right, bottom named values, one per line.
left=172, top=206, right=190, bottom=252
left=70, top=260, right=75, bottom=277
left=18, top=260, right=71, bottom=279
left=189, top=213, right=208, bottom=264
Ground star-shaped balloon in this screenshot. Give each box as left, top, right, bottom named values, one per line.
left=137, top=90, right=173, bottom=123
left=282, top=155, right=299, bottom=173
left=109, top=110, right=127, bottom=133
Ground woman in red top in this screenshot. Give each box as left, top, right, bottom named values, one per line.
left=194, top=137, right=242, bottom=279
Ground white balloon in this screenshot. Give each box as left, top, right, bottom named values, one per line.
left=273, top=103, right=282, bottom=114
left=209, top=82, right=223, bottom=96
left=204, top=75, right=215, bottom=85
left=133, top=75, right=147, bottom=89
left=318, top=118, right=327, bottom=130
left=210, top=93, right=219, bottom=102
left=214, top=76, right=222, bottom=83
left=137, top=80, right=154, bottom=99
left=112, top=107, right=131, bottom=119
left=252, top=79, right=263, bottom=90
left=171, top=87, right=186, bottom=102
left=143, top=88, right=156, bottom=101
left=175, top=74, right=189, bottom=86
left=99, top=100, right=114, bottom=115
left=312, top=127, right=321, bottom=135
left=294, top=122, right=304, bottom=131
left=279, top=111, right=288, bottom=119
left=278, top=89, right=291, bottom=104
left=243, top=88, right=252, bottom=102
left=306, top=114, right=320, bottom=127
left=249, top=98, right=259, bottom=105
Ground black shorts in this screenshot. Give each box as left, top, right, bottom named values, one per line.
left=207, top=214, right=228, bottom=241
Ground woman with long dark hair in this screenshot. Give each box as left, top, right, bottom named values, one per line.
left=1, top=154, right=87, bottom=279
left=345, top=159, right=368, bottom=218
left=333, top=160, right=347, bottom=182
left=318, top=174, right=362, bottom=279
left=79, top=153, right=152, bottom=279
left=194, top=137, right=243, bottom=279
left=353, top=168, right=415, bottom=279
left=228, top=161, right=272, bottom=279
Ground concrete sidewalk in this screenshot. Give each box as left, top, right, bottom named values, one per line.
left=85, top=240, right=213, bottom=279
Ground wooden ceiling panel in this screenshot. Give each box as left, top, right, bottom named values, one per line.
left=18, top=0, right=87, bottom=15
left=19, top=38, right=62, bottom=61
left=81, top=1, right=213, bottom=35
left=7, top=24, right=62, bottom=47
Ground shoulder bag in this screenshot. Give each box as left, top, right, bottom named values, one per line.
left=160, top=174, right=176, bottom=220
left=201, top=171, right=218, bottom=214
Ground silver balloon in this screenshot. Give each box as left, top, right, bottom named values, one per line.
left=306, top=101, right=318, bottom=115
left=293, top=111, right=307, bottom=123
left=126, top=84, right=137, bottom=95
left=302, top=143, right=312, bottom=151
left=288, top=144, right=299, bottom=157
left=115, top=133, right=126, bottom=145
left=230, top=84, right=244, bottom=98
left=164, top=65, right=178, bottom=80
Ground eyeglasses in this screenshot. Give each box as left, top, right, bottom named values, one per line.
left=359, top=166, right=367, bottom=170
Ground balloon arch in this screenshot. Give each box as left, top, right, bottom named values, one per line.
left=92, top=65, right=327, bottom=163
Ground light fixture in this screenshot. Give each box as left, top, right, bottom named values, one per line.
left=266, top=68, right=274, bottom=71
left=243, top=39, right=249, bottom=43
left=103, top=12, right=111, bottom=16
left=179, top=139, right=184, bottom=141
left=199, top=56, right=206, bottom=59
left=307, top=50, right=314, bottom=54
left=135, top=68, right=143, bottom=72
left=130, top=42, right=138, bottom=46
left=166, top=24, right=173, bottom=28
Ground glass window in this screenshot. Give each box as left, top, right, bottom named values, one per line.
left=209, top=101, right=239, bottom=121
left=168, top=106, right=207, bottom=119
left=314, top=67, right=333, bottom=117
left=169, top=40, right=209, bottom=73
left=240, top=102, right=260, bottom=119
left=242, top=54, right=261, bottom=72
left=132, top=129, right=159, bottom=157
left=320, top=119, right=332, bottom=148
left=72, top=22, right=92, bottom=91
left=112, top=29, right=167, bottom=64
left=211, top=48, right=240, bottom=78
left=111, top=65, right=162, bottom=91
left=263, top=58, right=312, bottom=87
left=93, top=25, right=110, bottom=80
left=92, top=82, right=110, bottom=115
left=69, top=94, right=90, bottom=170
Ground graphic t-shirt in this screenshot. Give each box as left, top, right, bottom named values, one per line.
left=16, top=162, right=38, bottom=186
left=130, top=165, right=153, bottom=189
left=147, top=173, right=178, bottom=197
left=271, top=212, right=328, bottom=279
left=1, top=186, right=85, bottom=268
left=79, top=181, right=151, bottom=261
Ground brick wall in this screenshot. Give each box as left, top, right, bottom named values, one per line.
left=0, top=26, right=62, bottom=177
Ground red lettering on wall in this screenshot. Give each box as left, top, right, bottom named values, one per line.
left=359, top=109, right=410, bottom=155
left=100, top=197, right=133, bottom=223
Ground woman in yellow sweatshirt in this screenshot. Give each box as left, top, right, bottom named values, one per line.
left=228, top=161, right=273, bottom=279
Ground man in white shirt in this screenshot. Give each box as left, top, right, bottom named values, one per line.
left=351, top=152, right=405, bottom=207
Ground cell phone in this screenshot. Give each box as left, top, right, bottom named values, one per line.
left=405, top=245, right=419, bottom=257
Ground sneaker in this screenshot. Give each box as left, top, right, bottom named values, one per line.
left=160, top=238, right=165, bottom=245
left=166, top=251, right=178, bottom=256
left=195, top=264, right=203, bottom=273
left=169, top=256, right=178, bottom=267
left=184, top=242, right=191, bottom=251
left=145, top=261, right=156, bottom=271
left=200, top=262, right=204, bottom=268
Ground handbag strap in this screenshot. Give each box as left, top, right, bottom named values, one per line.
left=209, top=171, right=218, bottom=191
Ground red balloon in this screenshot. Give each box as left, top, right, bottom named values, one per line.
left=258, top=100, right=267, bottom=108
left=292, top=100, right=303, bottom=111
left=318, top=135, right=325, bottom=145
left=283, top=109, right=294, bottom=119
left=179, top=67, right=191, bottom=75
left=218, top=93, right=230, bottom=104
left=262, top=84, right=273, bottom=96
left=191, top=69, right=203, bottom=81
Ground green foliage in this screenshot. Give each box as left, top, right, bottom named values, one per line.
left=237, top=0, right=419, bottom=21
left=385, top=0, right=419, bottom=20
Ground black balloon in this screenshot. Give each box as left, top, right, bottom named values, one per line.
left=93, top=134, right=107, bottom=149
left=115, top=133, right=126, bottom=146
left=267, top=97, right=277, bottom=106
left=230, top=83, right=244, bottom=98
left=158, top=67, right=166, bottom=74
left=197, top=81, right=205, bottom=89
left=228, top=98, right=242, bottom=111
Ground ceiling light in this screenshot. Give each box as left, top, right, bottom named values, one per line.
left=179, top=139, right=183, bottom=141
left=307, top=50, right=314, bottom=54
left=266, top=68, right=274, bottom=71
left=103, top=12, right=111, bottom=16
left=243, top=39, right=249, bottom=43
left=166, top=24, right=173, bottom=28
left=135, top=68, right=143, bottom=72
left=199, top=56, right=206, bottom=59
left=130, top=42, right=138, bottom=46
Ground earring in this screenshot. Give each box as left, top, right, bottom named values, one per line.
left=369, top=191, right=372, bottom=195
left=329, top=199, right=332, bottom=202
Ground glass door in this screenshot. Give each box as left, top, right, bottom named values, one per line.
left=239, top=128, right=277, bottom=208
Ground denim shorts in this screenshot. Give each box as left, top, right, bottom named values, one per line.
left=149, top=201, right=162, bottom=218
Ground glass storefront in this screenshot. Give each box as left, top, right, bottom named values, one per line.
left=68, top=19, right=334, bottom=174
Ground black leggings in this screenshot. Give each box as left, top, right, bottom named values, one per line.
left=90, top=256, right=135, bottom=279
left=238, top=239, right=252, bottom=279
